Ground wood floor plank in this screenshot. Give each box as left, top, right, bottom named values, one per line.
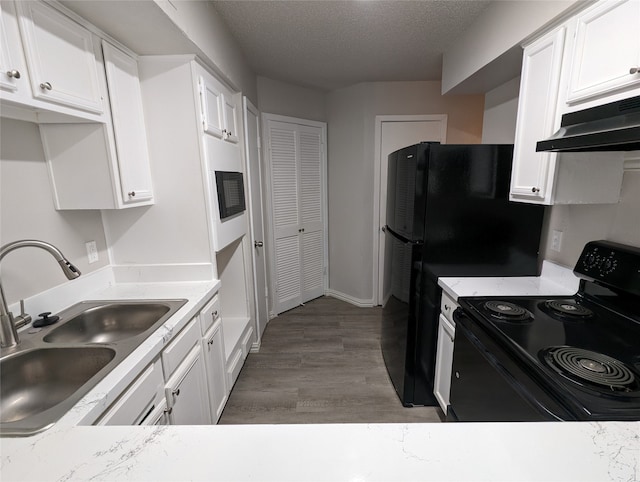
left=219, top=296, right=444, bottom=424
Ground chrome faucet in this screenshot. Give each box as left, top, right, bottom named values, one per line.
left=0, top=240, right=81, bottom=348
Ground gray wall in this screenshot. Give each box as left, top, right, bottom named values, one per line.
left=327, top=81, right=485, bottom=303
left=481, top=77, right=520, bottom=144
left=257, top=76, right=327, bottom=122
left=0, top=119, right=109, bottom=306
left=481, top=80, right=640, bottom=270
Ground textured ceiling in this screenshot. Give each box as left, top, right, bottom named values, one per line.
left=212, top=0, right=493, bottom=92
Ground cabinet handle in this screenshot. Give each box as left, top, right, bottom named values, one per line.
left=531, top=187, right=540, bottom=193
left=444, top=304, right=450, bottom=311
left=630, top=67, right=639, bottom=75
left=164, top=407, right=173, bottom=415
left=172, top=388, right=180, bottom=397
left=6, top=70, right=21, bottom=79
left=40, top=81, right=52, bottom=91
left=213, top=310, right=218, bottom=318
left=298, top=228, right=305, bottom=233
left=208, top=338, right=215, bottom=345
left=128, top=191, right=136, bottom=197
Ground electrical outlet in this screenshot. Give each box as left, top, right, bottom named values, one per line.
left=86, top=241, right=99, bottom=264
left=551, top=230, right=563, bottom=252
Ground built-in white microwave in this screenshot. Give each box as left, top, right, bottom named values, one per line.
left=215, top=171, right=246, bottom=219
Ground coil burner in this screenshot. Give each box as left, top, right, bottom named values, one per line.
left=543, top=346, right=638, bottom=392
left=540, top=300, right=593, bottom=321
left=483, top=301, right=532, bottom=322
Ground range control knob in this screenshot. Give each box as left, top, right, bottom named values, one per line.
left=600, top=254, right=618, bottom=275
left=583, top=250, right=600, bottom=270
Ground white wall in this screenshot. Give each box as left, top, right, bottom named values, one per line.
left=482, top=77, right=521, bottom=144
left=442, top=0, right=580, bottom=94
left=0, top=119, right=109, bottom=306
left=543, top=167, right=640, bottom=268
left=327, top=81, right=485, bottom=303
left=481, top=79, right=640, bottom=270
left=257, top=76, right=326, bottom=122
left=154, top=0, right=257, bottom=101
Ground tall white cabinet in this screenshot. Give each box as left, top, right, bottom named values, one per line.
left=263, top=115, right=327, bottom=315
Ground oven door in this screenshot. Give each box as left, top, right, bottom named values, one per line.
left=448, top=308, right=574, bottom=422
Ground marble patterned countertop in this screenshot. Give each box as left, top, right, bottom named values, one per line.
left=1, top=262, right=639, bottom=481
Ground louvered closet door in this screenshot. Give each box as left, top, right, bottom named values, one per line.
left=298, top=125, right=324, bottom=302
left=267, top=119, right=325, bottom=314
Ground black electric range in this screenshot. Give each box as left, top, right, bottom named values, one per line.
left=449, top=240, right=640, bottom=422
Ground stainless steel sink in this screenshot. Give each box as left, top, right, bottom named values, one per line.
left=44, top=302, right=173, bottom=344
left=0, top=298, right=187, bottom=436
left=1, top=347, right=115, bottom=427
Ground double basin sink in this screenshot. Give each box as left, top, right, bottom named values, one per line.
left=0, top=299, right=186, bottom=436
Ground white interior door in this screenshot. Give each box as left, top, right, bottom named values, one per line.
left=243, top=97, right=269, bottom=341
left=374, top=116, right=447, bottom=305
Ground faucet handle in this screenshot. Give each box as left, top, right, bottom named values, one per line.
left=13, top=300, right=32, bottom=329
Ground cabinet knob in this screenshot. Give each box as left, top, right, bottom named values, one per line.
left=208, top=338, right=215, bottom=345
left=172, top=388, right=180, bottom=397
left=128, top=191, right=136, bottom=197
left=630, top=67, right=639, bottom=75
left=164, top=407, right=173, bottom=415
left=40, top=81, right=52, bottom=91
left=444, top=304, right=450, bottom=311
left=213, top=310, right=219, bottom=318
left=6, top=69, right=21, bottom=79
left=531, top=187, right=540, bottom=193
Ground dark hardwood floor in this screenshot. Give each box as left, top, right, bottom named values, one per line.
left=219, top=296, right=444, bottom=424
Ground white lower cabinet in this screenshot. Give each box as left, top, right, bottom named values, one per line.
left=97, top=359, right=164, bottom=426
left=164, top=344, right=211, bottom=425
left=434, top=292, right=458, bottom=415
left=203, top=319, right=228, bottom=423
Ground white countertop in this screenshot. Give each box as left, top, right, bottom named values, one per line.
left=2, top=262, right=639, bottom=481
left=438, top=260, right=580, bottom=301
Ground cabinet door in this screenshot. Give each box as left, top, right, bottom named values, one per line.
left=510, top=27, right=566, bottom=204
left=203, top=319, right=228, bottom=423
left=199, top=75, right=224, bottom=139
left=433, top=314, right=455, bottom=414
left=102, top=41, right=154, bottom=205
left=222, top=93, right=239, bottom=143
left=0, top=1, right=28, bottom=97
left=16, top=1, right=104, bottom=113
left=165, top=345, right=212, bottom=425
left=566, top=0, right=640, bottom=104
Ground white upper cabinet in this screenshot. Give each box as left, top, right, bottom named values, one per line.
left=510, top=0, right=629, bottom=206
left=566, top=0, right=640, bottom=105
left=199, top=74, right=239, bottom=143
left=222, top=93, right=239, bottom=143
left=0, top=1, right=29, bottom=99
left=200, top=75, right=224, bottom=139
left=42, top=40, right=154, bottom=210
left=511, top=27, right=566, bottom=204
left=15, top=0, right=104, bottom=114
left=102, top=41, right=153, bottom=205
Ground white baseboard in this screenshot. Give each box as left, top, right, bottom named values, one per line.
left=325, top=289, right=375, bottom=308
left=250, top=341, right=261, bottom=353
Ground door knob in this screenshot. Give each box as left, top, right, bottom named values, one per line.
left=254, top=240, right=264, bottom=248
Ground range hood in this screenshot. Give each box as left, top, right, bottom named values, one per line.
left=536, top=95, right=640, bottom=152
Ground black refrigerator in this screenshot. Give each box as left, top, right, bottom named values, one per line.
left=380, top=142, right=545, bottom=407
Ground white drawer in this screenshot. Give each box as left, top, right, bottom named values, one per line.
left=226, top=348, right=243, bottom=389
left=440, top=291, right=459, bottom=325
left=162, top=317, right=200, bottom=380
left=97, top=359, right=164, bottom=426
left=199, top=294, right=221, bottom=336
